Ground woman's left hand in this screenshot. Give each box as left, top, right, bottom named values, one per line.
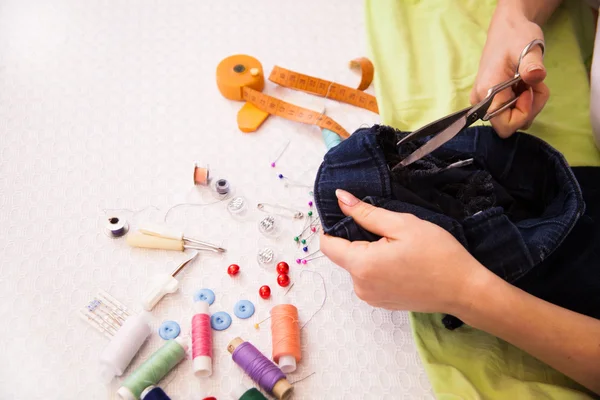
left=320, top=189, right=491, bottom=315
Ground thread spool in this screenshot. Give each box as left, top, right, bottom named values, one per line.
left=100, top=313, right=152, bottom=381
left=270, top=304, right=301, bottom=373
left=227, top=337, right=293, bottom=400
left=117, top=337, right=188, bottom=400
left=231, top=384, right=268, bottom=400
left=214, top=178, right=231, bottom=195
left=192, top=300, right=213, bottom=377
left=321, top=128, right=342, bottom=150
left=141, top=386, right=171, bottom=400
left=193, top=163, right=210, bottom=186
left=105, top=216, right=129, bottom=238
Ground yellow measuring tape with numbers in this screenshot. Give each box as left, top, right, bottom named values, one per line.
left=216, top=54, right=378, bottom=139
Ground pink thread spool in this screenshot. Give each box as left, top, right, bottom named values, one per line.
left=191, top=301, right=213, bottom=377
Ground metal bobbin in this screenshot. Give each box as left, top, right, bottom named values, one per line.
left=104, top=217, right=129, bottom=238
left=215, top=179, right=231, bottom=195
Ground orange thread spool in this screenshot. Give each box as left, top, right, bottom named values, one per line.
left=193, top=163, right=210, bottom=186
left=270, top=304, right=301, bottom=373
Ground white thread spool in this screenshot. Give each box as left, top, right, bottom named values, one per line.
left=192, top=300, right=212, bottom=377
left=99, top=312, right=151, bottom=382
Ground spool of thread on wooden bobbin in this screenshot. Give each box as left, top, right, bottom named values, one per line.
left=270, top=304, right=301, bottom=373
left=191, top=300, right=212, bottom=377
left=227, top=337, right=293, bottom=400
left=117, top=337, right=188, bottom=400
left=193, top=163, right=210, bottom=186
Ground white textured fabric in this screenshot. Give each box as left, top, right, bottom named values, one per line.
left=0, top=1, right=433, bottom=399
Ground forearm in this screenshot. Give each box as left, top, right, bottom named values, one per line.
left=497, top=0, right=563, bottom=25
left=455, top=267, right=600, bottom=394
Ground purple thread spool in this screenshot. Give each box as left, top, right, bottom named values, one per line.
left=227, top=338, right=292, bottom=400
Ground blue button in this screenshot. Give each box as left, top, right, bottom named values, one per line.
left=234, top=300, right=255, bottom=319
left=158, top=320, right=181, bottom=340
left=210, top=311, right=232, bottom=331
left=194, top=288, right=215, bottom=305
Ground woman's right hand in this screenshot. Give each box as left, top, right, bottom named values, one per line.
left=470, top=2, right=550, bottom=138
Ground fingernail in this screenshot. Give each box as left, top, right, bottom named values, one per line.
left=336, top=189, right=359, bottom=207
left=527, top=64, right=544, bottom=72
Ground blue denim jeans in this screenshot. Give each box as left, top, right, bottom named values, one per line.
left=315, top=125, right=590, bottom=328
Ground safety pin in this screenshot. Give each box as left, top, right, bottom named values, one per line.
left=257, top=203, right=304, bottom=219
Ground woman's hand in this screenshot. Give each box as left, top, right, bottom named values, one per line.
left=320, top=189, right=490, bottom=315
left=321, top=189, right=600, bottom=394
left=470, top=2, right=550, bottom=137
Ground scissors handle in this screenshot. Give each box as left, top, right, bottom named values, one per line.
left=481, top=75, right=522, bottom=121
left=481, top=39, right=545, bottom=121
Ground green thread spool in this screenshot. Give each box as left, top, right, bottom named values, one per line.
left=241, top=388, right=268, bottom=400
left=321, top=128, right=342, bottom=150
left=117, top=338, right=188, bottom=400
left=233, top=384, right=268, bottom=400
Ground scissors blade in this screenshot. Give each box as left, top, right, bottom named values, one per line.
left=397, top=107, right=470, bottom=146
left=399, top=114, right=468, bottom=167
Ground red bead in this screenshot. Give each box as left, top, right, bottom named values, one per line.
left=202, top=398, right=217, bottom=400
left=277, top=273, right=290, bottom=287
left=227, top=264, right=240, bottom=276
left=276, top=261, right=289, bottom=275
left=259, top=285, right=271, bottom=299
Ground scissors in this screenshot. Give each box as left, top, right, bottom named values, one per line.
left=397, top=39, right=545, bottom=167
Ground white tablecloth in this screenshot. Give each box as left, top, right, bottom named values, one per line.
left=0, top=1, right=433, bottom=398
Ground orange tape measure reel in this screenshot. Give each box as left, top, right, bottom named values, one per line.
left=216, top=55, right=378, bottom=139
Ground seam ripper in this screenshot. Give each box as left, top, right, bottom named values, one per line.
left=142, top=252, right=199, bottom=311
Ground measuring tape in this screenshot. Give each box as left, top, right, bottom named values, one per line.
left=216, top=55, right=378, bottom=139
left=268, top=61, right=378, bottom=114
left=241, top=86, right=350, bottom=138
